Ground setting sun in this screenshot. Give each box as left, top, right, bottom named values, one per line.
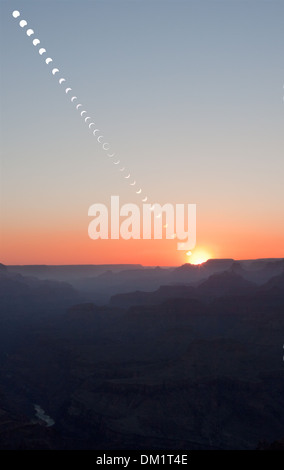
left=186, top=248, right=211, bottom=265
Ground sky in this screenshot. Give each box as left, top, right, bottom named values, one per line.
left=0, top=0, right=284, bottom=266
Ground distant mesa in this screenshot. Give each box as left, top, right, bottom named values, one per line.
left=197, top=270, right=256, bottom=296
left=175, top=259, right=234, bottom=272
left=192, top=258, right=233, bottom=267
left=260, top=272, right=284, bottom=292
left=0, top=263, right=7, bottom=272
left=174, top=263, right=200, bottom=272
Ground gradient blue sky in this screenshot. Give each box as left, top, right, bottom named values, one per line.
left=1, top=0, right=284, bottom=264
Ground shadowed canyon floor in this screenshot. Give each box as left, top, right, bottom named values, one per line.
left=0, top=260, right=283, bottom=449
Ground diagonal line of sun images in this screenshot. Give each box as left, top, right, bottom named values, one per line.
left=12, top=10, right=149, bottom=204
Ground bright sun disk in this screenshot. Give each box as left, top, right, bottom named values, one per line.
left=186, top=249, right=211, bottom=265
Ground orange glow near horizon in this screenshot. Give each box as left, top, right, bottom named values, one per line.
left=1, top=223, right=284, bottom=266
